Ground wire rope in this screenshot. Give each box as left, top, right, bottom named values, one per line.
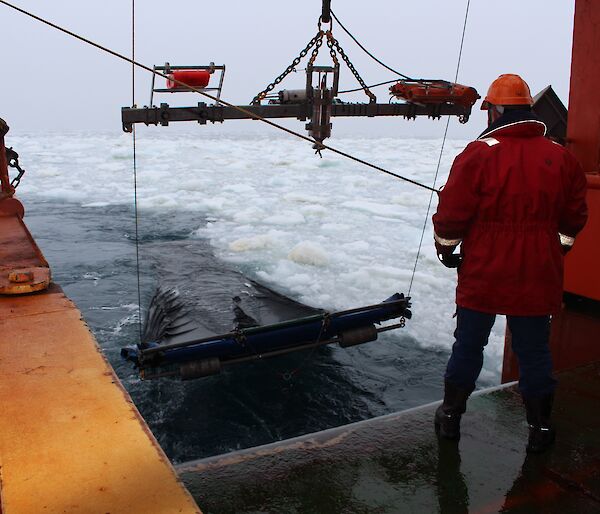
left=131, top=0, right=143, bottom=343
left=330, top=10, right=413, bottom=80
left=407, top=0, right=471, bottom=297
left=338, top=79, right=399, bottom=94
left=0, top=0, right=440, bottom=194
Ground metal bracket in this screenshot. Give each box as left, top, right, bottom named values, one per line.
left=305, top=65, right=339, bottom=144
left=149, top=62, right=226, bottom=107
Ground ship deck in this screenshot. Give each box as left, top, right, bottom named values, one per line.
left=178, top=362, right=600, bottom=514
left=0, top=283, right=200, bottom=513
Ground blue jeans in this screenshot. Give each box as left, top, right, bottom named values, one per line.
left=445, top=306, right=557, bottom=398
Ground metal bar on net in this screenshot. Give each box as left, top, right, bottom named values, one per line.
left=141, top=321, right=406, bottom=379
left=139, top=297, right=410, bottom=356
left=121, top=102, right=469, bottom=132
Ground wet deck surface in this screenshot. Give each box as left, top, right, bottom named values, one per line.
left=178, top=362, right=600, bottom=513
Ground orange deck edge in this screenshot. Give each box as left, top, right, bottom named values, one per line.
left=0, top=284, right=201, bottom=513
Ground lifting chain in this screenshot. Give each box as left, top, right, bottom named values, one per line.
left=326, top=31, right=376, bottom=103
left=251, top=29, right=324, bottom=105
left=325, top=31, right=340, bottom=68
left=307, top=32, right=325, bottom=68
left=6, top=147, right=25, bottom=189
left=252, top=16, right=376, bottom=105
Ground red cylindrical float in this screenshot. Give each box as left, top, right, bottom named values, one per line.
left=167, top=70, right=211, bottom=90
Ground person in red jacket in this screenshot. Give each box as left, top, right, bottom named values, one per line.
left=432, top=74, right=588, bottom=453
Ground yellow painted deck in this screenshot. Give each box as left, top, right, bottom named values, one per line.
left=0, top=284, right=201, bottom=513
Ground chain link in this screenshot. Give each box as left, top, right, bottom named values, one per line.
left=325, top=31, right=340, bottom=68
left=6, top=147, right=25, bottom=189
left=251, top=30, right=324, bottom=105
left=307, top=34, right=324, bottom=68
left=251, top=22, right=376, bottom=105
left=326, top=32, right=376, bottom=103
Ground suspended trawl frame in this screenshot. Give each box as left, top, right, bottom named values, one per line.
left=121, top=0, right=479, bottom=150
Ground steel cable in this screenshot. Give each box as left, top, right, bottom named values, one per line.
left=407, top=0, right=471, bottom=297
left=338, top=79, right=399, bottom=94
left=330, top=10, right=414, bottom=80
left=131, top=0, right=143, bottom=343
left=0, top=0, right=439, bottom=193
left=331, top=10, right=456, bottom=91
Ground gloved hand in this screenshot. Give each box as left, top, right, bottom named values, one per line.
left=558, top=234, right=575, bottom=255
left=435, top=242, right=462, bottom=269
left=560, top=244, right=572, bottom=256
left=438, top=252, right=463, bottom=269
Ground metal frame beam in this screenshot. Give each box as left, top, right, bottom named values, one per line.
left=121, top=102, right=471, bottom=132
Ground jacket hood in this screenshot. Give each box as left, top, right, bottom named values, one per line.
left=478, top=109, right=547, bottom=140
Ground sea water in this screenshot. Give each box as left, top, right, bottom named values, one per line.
left=15, top=129, right=506, bottom=462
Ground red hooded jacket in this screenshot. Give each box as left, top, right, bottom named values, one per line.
left=432, top=113, right=588, bottom=315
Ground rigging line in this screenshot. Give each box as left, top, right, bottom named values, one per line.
left=0, top=0, right=438, bottom=194
left=264, top=78, right=399, bottom=97
left=338, top=79, right=399, bottom=94
left=407, top=0, right=471, bottom=297
left=132, top=0, right=143, bottom=343
left=453, top=0, right=471, bottom=83
left=330, top=10, right=413, bottom=80
left=331, top=11, right=449, bottom=88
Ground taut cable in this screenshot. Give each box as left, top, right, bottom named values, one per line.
left=131, top=0, right=143, bottom=343
left=0, top=0, right=439, bottom=193
left=408, top=0, right=471, bottom=296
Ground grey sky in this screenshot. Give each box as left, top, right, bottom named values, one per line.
left=1, top=1, right=574, bottom=140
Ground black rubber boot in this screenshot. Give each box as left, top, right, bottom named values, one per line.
left=523, top=393, right=555, bottom=454
left=434, top=381, right=472, bottom=441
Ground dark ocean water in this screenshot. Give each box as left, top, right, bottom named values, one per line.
left=24, top=199, right=452, bottom=464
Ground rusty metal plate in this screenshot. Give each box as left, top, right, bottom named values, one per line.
left=0, top=214, right=50, bottom=295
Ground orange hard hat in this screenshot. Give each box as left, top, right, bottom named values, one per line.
left=480, top=74, right=533, bottom=110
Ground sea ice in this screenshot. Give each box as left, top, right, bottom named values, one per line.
left=288, top=241, right=329, bottom=267
left=263, top=212, right=306, bottom=225
left=15, top=131, right=506, bottom=382
left=229, top=235, right=273, bottom=252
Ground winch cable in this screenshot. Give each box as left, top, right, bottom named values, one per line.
left=0, top=0, right=439, bottom=194
left=330, top=10, right=448, bottom=90
left=338, top=79, right=399, bottom=95
left=407, top=0, right=471, bottom=297
left=330, top=10, right=413, bottom=80
left=131, top=0, right=143, bottom=343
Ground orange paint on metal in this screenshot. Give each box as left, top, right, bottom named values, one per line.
left=502, top=309, right=600, bottom=383
left=563, top=175, right=600, bottom=300
left=502, top=0, right=600, bottom=383
left=563, top=0, right=600, bottom=301
left=7, top=270, right=33, bottom=283
left=0, top=197, right=24, bottom=218
left=566, top=0, right=600, bottom=175
left=0, top=284, right=201, bottom=513
left=0, top=214, right=50, bottom=295
left=390, top=80, right=480, bottom=109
